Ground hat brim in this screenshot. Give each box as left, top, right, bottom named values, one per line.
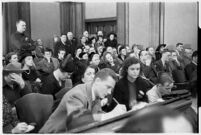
left=3, top=69, right=25, bottom=74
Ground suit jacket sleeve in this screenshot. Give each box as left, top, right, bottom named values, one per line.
left=20, top=81, right=32, bottom=96
left=185, top=63, right=195, bottom=81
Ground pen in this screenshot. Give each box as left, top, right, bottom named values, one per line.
left=113, top=97, right=119, bottom=104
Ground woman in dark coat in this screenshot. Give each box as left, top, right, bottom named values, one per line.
left=155, top=44, right=166, bottom=61
left=107, top=57, right=153, bottom=111
left=20, top=51, right=42, bottom=93
left=104, top=32, right=118, bottom=48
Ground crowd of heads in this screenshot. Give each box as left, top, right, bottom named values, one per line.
left=2, top=19, right=198, bottom=133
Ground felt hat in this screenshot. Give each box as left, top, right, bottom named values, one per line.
left=3, top=62, right=24, bottom=74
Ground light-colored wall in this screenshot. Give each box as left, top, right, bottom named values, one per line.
left=128, top=3, right=150, bottom=49
left=30, top=2, right=60, bottom=49
left=164, top=3, right=198, bottom=50
left=85, top=2, right=116, bottom=19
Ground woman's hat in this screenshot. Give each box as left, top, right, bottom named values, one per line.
left=107, top=32, right=117, bottom=38
left=156, top=44, right=166, bottom=52
left=60, top=54, right=76, bottom=73
left=19, top=51, right=35, bottom=62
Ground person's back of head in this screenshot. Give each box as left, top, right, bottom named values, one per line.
left=157, top=72, right=174, bottom=85
left=116, top=105, right=193, bottom=133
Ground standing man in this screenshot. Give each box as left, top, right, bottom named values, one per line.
left=54, top=34, right=67, bottom=57
left=175, top=43, right=184, bottom=60
left=66, top=32, right=77, bottom=58
left=39, top=68, right=127, bottom=133
left=10, top=20, right=35, bottom=53
left=83, top=31, right=90, bottom=44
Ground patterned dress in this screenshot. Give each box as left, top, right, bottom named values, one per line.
left=3, top=95, right=19, bottom=133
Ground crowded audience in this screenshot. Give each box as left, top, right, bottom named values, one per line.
left=2, top=19, right=198, bottom=133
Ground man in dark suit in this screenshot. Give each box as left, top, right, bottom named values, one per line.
left=175, top=43, right=184, bottom=61
left=66, top=32, right=77, bottom=58
left=185, top=50, right=197, bottom=81
left=3, top=62, right=32, bottom=106
left=154, top=50, right=172, bottom=75
left=53, top=34, right=67, bottom=57
left=40, top=54, right=75, bottom=100
left=10, top=19, right=35, bottom=53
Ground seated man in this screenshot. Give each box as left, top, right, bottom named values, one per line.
left=3, top=62, right=32, bottom=105
left=36, top=47, right=59, bottom=81
left=155, top=49, right=172, bottom=75
left=169, top=50, right=186, bottom=83
left=146, top=72, right=174, bottom=103
left=57, top=48, right=66, bottom=64
left=39, top=68, right=127, bottom=133
left=40, top=54, right=75, bottom=100
left=185, top=50, right=197, bottom=81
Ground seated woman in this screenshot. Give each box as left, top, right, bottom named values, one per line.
left=131, top=44, right=140, bottom=59
left=102, top=52, right=121, bottom=74
left=5, top=52, right=19, bottom=65
left=118, top=46, right=127, bottom=64
left=71, top=61, right=98, bottom=87
left=88, top=53, right=100, bottom=68
left=71, top=62, right=108, bottom=107
left=139, top=51, right=158, bottom=84
left=146, top=72, right=174, bottom=103
left=20, top=51, right=42, bottom=93
left=74, top=47, right=83, bottom=61
left=108, top=57, right=153, bottom=111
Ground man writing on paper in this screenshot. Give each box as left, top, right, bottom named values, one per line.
left=39, top=68, right=127, bottom=133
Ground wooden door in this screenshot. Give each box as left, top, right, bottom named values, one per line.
left=85, top=18, right=117, bottom=37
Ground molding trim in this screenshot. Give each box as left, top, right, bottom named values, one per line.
left=85, top=17, right=117, bottom=23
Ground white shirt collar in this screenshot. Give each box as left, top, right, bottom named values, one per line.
left=192, top=61, right=197, bottom=66
left=91, top=86, right=96, bottom=101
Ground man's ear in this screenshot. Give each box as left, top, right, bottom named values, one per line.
left=94, top=77, right=101, bottom=83
left=158, top=84, right=162, bottom=87
left=81, top=77, right=85, bottom=83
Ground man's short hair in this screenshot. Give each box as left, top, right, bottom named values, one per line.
left=16, top=19, right=25, bottom=25
left=42, top=47, right=53, bottom=54
left=58, top=48, right=66, bottom=53
left=158, top=72, right=174, bottom=85
left=94, top=68, right=118, bottom=82
left=176, top=43, right=183, bottom=47
left=192, top=50, right=197, bottom=58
